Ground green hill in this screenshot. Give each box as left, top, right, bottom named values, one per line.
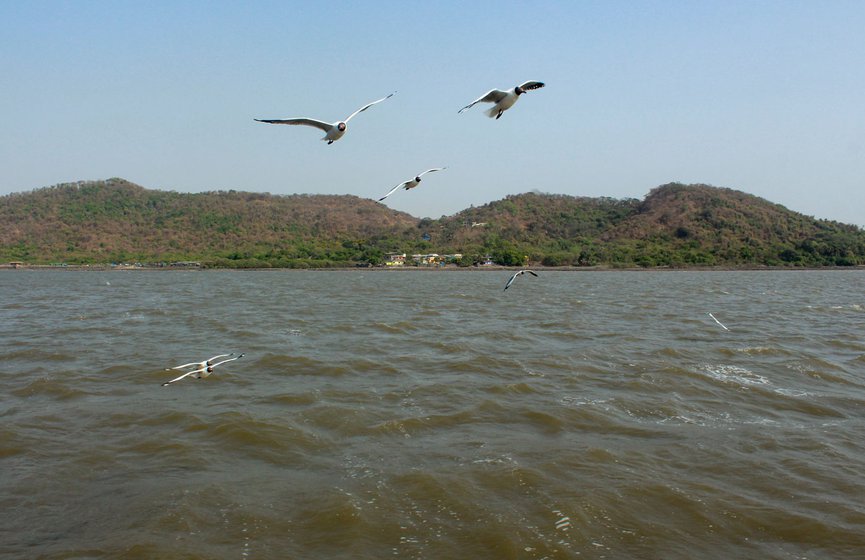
left=2, top=178, right=864, bottom=268
left=0, top=179, right=419, bottom=267
left=599, top=183, right=865, bottom=266
left=431, top=184, right=865, bottom=267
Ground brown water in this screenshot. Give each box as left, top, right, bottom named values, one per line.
left=1, top=269, right=864, bottom=559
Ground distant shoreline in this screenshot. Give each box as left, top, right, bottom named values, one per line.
left=2, top=264, right=863, bottom=272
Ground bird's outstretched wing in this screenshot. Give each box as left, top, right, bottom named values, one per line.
left=207, top=353, right=234, bottom=363
left=165, top=353, right=232, bottom=371
left=418, top=167, right=446, bottom=177
left=165, top=361, right=200, bottom=371
left=458, top=89, right=508, bottom=113
left=379, top=180, right=410, bottom=202
left=504, top=272, right=520, bottom=290
left=518, top=81, right=545, bottom=91
left=254, top=118, right=332, bottom=132
left=344, top=92, right=395, bottom=123
left=210, top=354, right=244, bottom=368
left=162, top=368, right=205, bottom=386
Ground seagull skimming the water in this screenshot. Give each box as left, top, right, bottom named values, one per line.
left=254, top=93, right=395, bottom=144
left=504, top=270, right=538, bottom=291
left=165, top=353, right=235, bottom=372
left=162, top=354, right=244, bottom=386
left=458, top=81, right=545, bottom=119
left=378, top=168, right=447, bottom=202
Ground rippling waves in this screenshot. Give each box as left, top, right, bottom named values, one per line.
left=2, top=269, right=865, bottom=559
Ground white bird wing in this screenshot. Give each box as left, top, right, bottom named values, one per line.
left=458, top=89, right=509, bottom=113
left=206, top=353, right=233, bottom=363
left=254, top=117, right=333, bottom=132
left=210, top=354, right=244, bottom=368
left=379, top=180, right=411, bottom=202
left=162, top=367, right=205, bottom=386
left=518, top=80, right=545, bottom=91
left=525, top=270, right=539, bottom=277
left=504, top=271, right=521, bottom=290
left=418, top=167, right=446, bottom=177
left=166, top=361, right=202, bottom=371
left=344, top=92, right=395, bottom=123
left=165, top=353, right=232, bottom=371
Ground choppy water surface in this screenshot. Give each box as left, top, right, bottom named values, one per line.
left=1, top=269, right=864, bottom=559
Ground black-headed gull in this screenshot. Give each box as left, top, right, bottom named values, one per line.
left=165, top=353, right=234, bottom=371
left=504, top=270, right=538, bottom=290
left=254, top=93, right=395, bottom=144
left=161, top=354, right=244, bottom=386
left=378, top=168, right=446, bottom=202
left=458, top=81, right=545, bottom=119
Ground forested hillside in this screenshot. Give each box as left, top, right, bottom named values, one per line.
left=434, top=184, right=865, bottom=267
left=2, top=178, right=864, bottom=267
left=0, top=179, right=419, bottom=267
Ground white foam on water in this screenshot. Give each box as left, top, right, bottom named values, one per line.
left=700, top=364, right=769, bottom=387
left=773, top=387, right=810, bottom=398
left=737, top=346, right=776, bottom=355
left=559, top=396, right=612, bottom=408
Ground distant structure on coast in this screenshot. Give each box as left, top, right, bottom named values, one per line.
left=385, top=253, right=464, bottom=267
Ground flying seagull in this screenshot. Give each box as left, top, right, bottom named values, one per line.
left=378, top=168, right=447, bottom=202
left=165, top=353, right=235, bottom=371
left=254, top=93, right=395, bottom=144
left=504, top=270, right=538, bottom=290
left=162, top=354, right=244, bottom=386
left=458, top=81, right=545, bottom=119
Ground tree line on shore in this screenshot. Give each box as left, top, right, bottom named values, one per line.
left=2, top=178, right=864, bottom=268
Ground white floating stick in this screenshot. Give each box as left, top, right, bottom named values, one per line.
left=708, top=312, right=729, bottom=331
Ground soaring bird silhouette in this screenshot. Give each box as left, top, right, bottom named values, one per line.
left=458, top=81, right=545, bottom=119
left=504, top=270, right=538, bottom=290
left=378, top=168, right=447, bottom=202
left=255, top=93, right=395, bottom=144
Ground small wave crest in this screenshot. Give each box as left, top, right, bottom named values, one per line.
left=11, top=377, right=90, bottom=400
left=698, top=364, right=770, bottom=387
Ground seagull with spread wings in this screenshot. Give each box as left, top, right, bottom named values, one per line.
left=255, top=93, right=395, bottom=144
left=165, top=353, right=234, bottom=372
left=458, top=81, right=545, bottom=119
left=504, top=270, right=538, bottom=290
left=162, top=354, right=244, bottom=386
left=378, top=168, right=447, bottom=202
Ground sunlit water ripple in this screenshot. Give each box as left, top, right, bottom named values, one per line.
left=1, top=269, right=864, bottom=559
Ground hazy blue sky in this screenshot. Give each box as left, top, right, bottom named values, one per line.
left=2, top=1, right=863, bottom=225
